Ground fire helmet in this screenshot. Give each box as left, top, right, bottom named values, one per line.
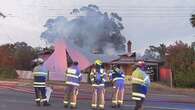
left=113, top=64, right=120, bottom=68
left=33, top=58, right=44, bottom=65
left=73, top=61, right=79, bottom=66
left=136, top=60, right=145, bottom=67
left=95, top=59, right=103, bottom=66
left=112, top=64, right=120, bottom=72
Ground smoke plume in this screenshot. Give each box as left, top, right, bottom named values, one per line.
left=41, top=4, right=126, bottom=54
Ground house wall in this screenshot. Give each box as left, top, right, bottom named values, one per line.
left=104, top=63, right=134, bottom=75
left=121, top=64, right=134, bottom=75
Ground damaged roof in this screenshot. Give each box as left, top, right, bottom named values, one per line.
left=65, top=39, right=119, bottom=64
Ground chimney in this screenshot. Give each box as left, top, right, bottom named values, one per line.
left=127, top=40, right=132, bottom=54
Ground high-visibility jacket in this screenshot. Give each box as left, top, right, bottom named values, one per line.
left=33, top=65, right=48, bottom=88
left=109, top=69, right=125, bottom=85
left=90, top=68, right=106, bottom=87
left=65, top=66, right=82, bottom=86
left=131, top=68, right=150, bottom=100
left=131, top=68, right=150, bottom=87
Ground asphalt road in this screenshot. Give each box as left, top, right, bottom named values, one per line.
left=0, top=88, right=195, bottom=110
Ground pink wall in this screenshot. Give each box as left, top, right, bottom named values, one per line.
left=43, top=41, right=91, bottom=81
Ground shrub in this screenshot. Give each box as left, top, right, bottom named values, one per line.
left=0, top=67, right=18, bottom=79
left=166, top=41, right=195, bottom=88
left=174, top=70, right=195, bottom=88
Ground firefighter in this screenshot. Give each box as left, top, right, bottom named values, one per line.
left=109, top=64, right=125, bottom=108
left=90, top=59, right=106, bottom=110
left=64, top=61, right=82, bottom=109
left=131, top=61, right=151, bottom=110
left=32, top=58, right=50, bottom=106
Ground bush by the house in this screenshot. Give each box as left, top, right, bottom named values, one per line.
left=0, top=68, right=18, bottom=79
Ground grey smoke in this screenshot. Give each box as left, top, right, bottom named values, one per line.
left=41, top=4, right=126, bottom=54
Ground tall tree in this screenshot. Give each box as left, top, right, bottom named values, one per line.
left=41, top=4, right=126, bottom=53
left=0, top=44, right=15, bottom=68
left=190, top=14, right=195, bottom=27
left=13, top=42, right=37, bottom=70
left=0, top=12, right=6, bottom=18
left=143, top=44, right=166, bottom=61
left=166, top=41, right=195, bottom=87
left=0, top=42, right=38, bottom=70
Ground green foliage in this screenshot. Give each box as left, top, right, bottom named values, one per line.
left=0, top=44, right=16, bottom=68
left=166, top=41, right=195, bottom=88
left=0, top=12, right=6, bottom=18
left=143, top=43, right=166, bottom=61
left=190, top=14, right=195, bottom=27
left=174, top=70, right=195, bottom=88
left=14, top=42, right=37, bottom=70
left=0, top=42, right=38, bottom=70
left=0, top=68, right=18, bottom=79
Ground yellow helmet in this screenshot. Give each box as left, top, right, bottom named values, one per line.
left=95, top=59, right=103, bottom=65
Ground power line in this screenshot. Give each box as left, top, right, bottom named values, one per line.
left=8, top=6, right=195, bottom=11
left=4, top=5, right=195, bottom=18
left=6, top=5, right=195, bottom=13
left=6, top=14, right=192, bottom=18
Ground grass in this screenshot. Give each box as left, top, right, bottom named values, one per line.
left=150, top=82, right=195, bottom=95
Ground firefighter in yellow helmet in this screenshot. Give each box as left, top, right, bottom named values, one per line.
left=90, top=59, right=106, bottom=110
left=131, top=61, right=151, bottom=110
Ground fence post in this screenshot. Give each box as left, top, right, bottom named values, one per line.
left=170, top=70, right=173, bottom=88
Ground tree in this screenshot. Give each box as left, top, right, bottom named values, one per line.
left=166, top=41, right=195, bottom=88
left=13, top=42, right=37, bottom=70
left=41, top=4, right=126, bottom=53
left=0, top=43, right=18, bottom=79
left=143, top=49, right=159, bottom=60
left=190, top=14, right=195, bottom=27
left=0, top=12, right=6, bottom=18
left=0, top=44, right=15, bottom=68
left=143, top=44, right=166, bottom=61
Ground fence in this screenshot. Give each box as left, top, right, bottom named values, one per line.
left=16, top=70, right=88, bottom=82
left=16, top=70, right=33, bottom=79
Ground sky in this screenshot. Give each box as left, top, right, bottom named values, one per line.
left=0, top=0, right=195, bottom=53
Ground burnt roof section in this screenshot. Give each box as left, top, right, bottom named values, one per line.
left=65, top=39, right=119, bottom=64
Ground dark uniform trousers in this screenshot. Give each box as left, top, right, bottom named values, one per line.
left=134, top=98, right=144, bottom=110
left=34, top=87, right=47, bottom=105
left=132, top=84, right=147, bottom=110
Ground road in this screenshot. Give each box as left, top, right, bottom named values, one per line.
left=0, top=87, right=195, bottom=110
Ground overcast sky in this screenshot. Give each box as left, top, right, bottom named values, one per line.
left=0, top=0, right=195, bottom=53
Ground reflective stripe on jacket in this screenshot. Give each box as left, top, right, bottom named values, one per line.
left=131, top=68, right=150, bottom=101
left=90, top=68, right=106, bottom=86
left=109, top=69, right=125, bottom=87
left=132, top=84, right=147, bottom=100
left=110, top=70, right=125, bottom=81
left=33, top=65, right=48, bottom=87
left=131, top=68, right=150, bottom=86
left=65, top=66, right=82, bottom=86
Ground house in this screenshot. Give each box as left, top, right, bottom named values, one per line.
left=110, top=41, right=161, bottom=81
left=39, top=40, right=118, bottom=81
left=39, top=40, right=161, bottom=81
